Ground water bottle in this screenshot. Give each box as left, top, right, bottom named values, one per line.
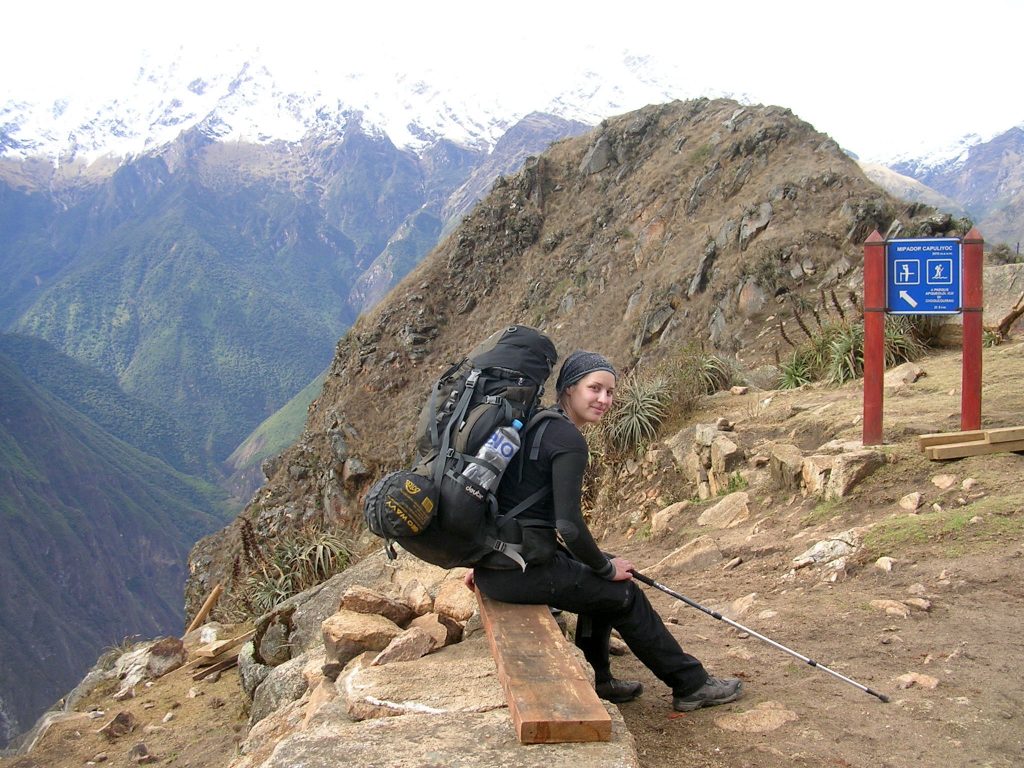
left=461, top=419, right=523, bottom=491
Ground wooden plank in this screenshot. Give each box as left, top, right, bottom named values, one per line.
left=194, top=628, right=255, bottom=658
left=184, top=583, right=223, bottom=636
left=918, top=431, right=986, bottom=449
left=927, top=437, right=1024, bottom=460
left=476, top=590, right=611, bottom=744
left=985, top=426, right=1024, bottom=444
left=192, top=654, right=238, bottom=681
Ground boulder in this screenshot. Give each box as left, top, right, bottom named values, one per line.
left=250, top=647, right=325, bottom=726
left=769, top=444, right=804, bottom=490
left=649, top=535, right=723, bottom=576
left=145, top=637, right=186, bottom=678
left=371, top=627, right=438, bottom=666
left=341, top=586, right=415, bottom=626
left=322, top=610, right=403, bottom=667
left=651, top=500, right=691, bottom=536
left=434, top=575, right=477, bottom=622
left=825, top=450, right=885, bottom=499
left=697, top=492, right=750, bottom=529
left=884, top=362, right=924, bottom=388
left=409, top=612, right=463, bottom=647
left=710, top=435, right=744, bottom=475
left=801, top=454, right=834, bottom=495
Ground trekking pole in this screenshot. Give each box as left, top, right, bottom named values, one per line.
left=630, top=570, right=890, bottom=703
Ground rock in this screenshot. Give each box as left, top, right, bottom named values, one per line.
left=931, top=474, right=958, bottom=490
left=128, top=743, right=158, bottom=764
left=697, top=492, right=750, bottom=528
left=322, top=610, right=404, bottom=667
left=875, top=557, right=896, bottom=572
left=899, top=492, right=923, bottom=511
left=238, top=641, right=271, bottom=699
left=825, top=449, right=885, bottom=499
left=250, top=648, right=324, bottom=726
left=695, top=423, right=723, bottom=447
left=801, top=455, right=834, bottom=495
left=342, top=456, right=371, bottom=485
left=579, top=135, right=615, bottom=175
left=434, top=575, right=477, bottom=622
left=371, top=627, right=438, bottom=666
left=649, top=535, right=724, bottom=576
left=97, top=711, right=137, bottom=740
left=769, top=444, right=804, bottom=490
left=337, top=639, right=507, bottom=721
left=711, top=435, right=744, bottom=475
left=904, top=598, right=932, bottom=612
left=730, top=593, right=757, bottom=618
left=400, top=579, right=434, bottom=616
left=608, top=635, right=629, bottom=656
left=342, top=586, right=415, bottom=626
left=145, top=637, right=186, bottom=678
left=962, top=477, right=979, bottom=491
left=261, top=708, right=637, bottom=767
left=739, top=201, right=773, bottom=250
left=896, top=672, right=939, bottom=690
left=408, top=612, right=463, bottom=648
left=730, top=385, right=749, bottom=395
left=258, top=617, right=292, bottom=666
left=870, top=599, right=911, bottom=618
left=651, top=500, right=691, bottom=535
left=793, top=527, right=867, bottom=567
left=714, top=701, right=798, bottom=732
left=884, top=362, right=924, bottom=388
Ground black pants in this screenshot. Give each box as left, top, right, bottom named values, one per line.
left=474, top=551, right=708, bottom=696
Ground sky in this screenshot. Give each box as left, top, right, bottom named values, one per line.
left=3, top=0, right=1023, bottom=162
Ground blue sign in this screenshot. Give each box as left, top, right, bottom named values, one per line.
left=886, top=238, right=962, bottom=315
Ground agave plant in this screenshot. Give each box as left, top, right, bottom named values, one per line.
left=778, top=352, right=813, bottom=389
left=602, top=371, right=672, bottom=454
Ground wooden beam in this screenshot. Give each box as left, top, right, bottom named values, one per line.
left=192, top=654, right=239, bottom=681
left=985, top=427, right=1024, bottom=444
left=184, top=583, right=223, bottom=636
left=193, top=628, right=255, bottom=659
left=927, top=437, right=1024, bottom=460
left=919, top=431, right=986, bottom=449
left=476, top=590, right=611, bottom=744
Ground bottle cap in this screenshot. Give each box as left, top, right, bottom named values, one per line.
left=512, top=419, right=523, bottom=430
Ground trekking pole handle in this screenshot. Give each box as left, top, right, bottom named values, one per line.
left=629, top=569, right=890, bottom=703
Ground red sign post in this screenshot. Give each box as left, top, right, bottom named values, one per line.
left=961, top=228, right=984, bottom=430
left=861, top=228, right=984, bottom=445
left=862, top=232, right=886, bottom=445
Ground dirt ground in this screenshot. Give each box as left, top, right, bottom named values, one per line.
left=4, top=340, right=1022, bottom=768
left=604, top=338, right=1024, bottom=768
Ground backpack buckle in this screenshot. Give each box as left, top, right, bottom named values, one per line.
left=465, top=370, right=480, bottom=389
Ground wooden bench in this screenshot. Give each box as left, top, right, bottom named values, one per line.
left=475, top=589, right=612, bottom=744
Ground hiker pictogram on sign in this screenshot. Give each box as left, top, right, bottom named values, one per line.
left=886, top=238, right=962, bottom=315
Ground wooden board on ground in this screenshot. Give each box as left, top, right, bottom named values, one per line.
left=192, top=654, right=239, bottom=681
left=920, top=426, right=1024, bottom=460
left=193, top=628, right=255, bottom=659
left=476, top=590, right=611, bottom=744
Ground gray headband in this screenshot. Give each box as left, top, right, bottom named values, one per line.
left=555, top=351, right=616, bottom=395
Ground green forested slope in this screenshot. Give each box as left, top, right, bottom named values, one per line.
left=0, top=353, right=230, bottom=744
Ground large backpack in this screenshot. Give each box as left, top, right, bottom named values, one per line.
left=363, top=325, right=559, bottom=569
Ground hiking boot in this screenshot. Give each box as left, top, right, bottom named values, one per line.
left=595, top=678, right=644, bottom=703
left=672, top=676, right=743, bottom=712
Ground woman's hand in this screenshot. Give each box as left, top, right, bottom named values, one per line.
left=609, top=557, right=635, bottom=581
left=463, top=568, right=476, bottom=591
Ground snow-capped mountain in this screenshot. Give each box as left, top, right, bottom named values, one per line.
left=0, top=47, right=726, bottom=164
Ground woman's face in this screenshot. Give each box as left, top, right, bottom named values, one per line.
left=563, top=370, right=616, bottom=427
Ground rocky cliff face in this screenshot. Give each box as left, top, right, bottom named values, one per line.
left=185, top=97, right=965, bottom=618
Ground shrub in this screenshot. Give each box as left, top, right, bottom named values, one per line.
left=600, top=371, right=672, bottom=455
left=233, top=523, right=353, bottom=617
